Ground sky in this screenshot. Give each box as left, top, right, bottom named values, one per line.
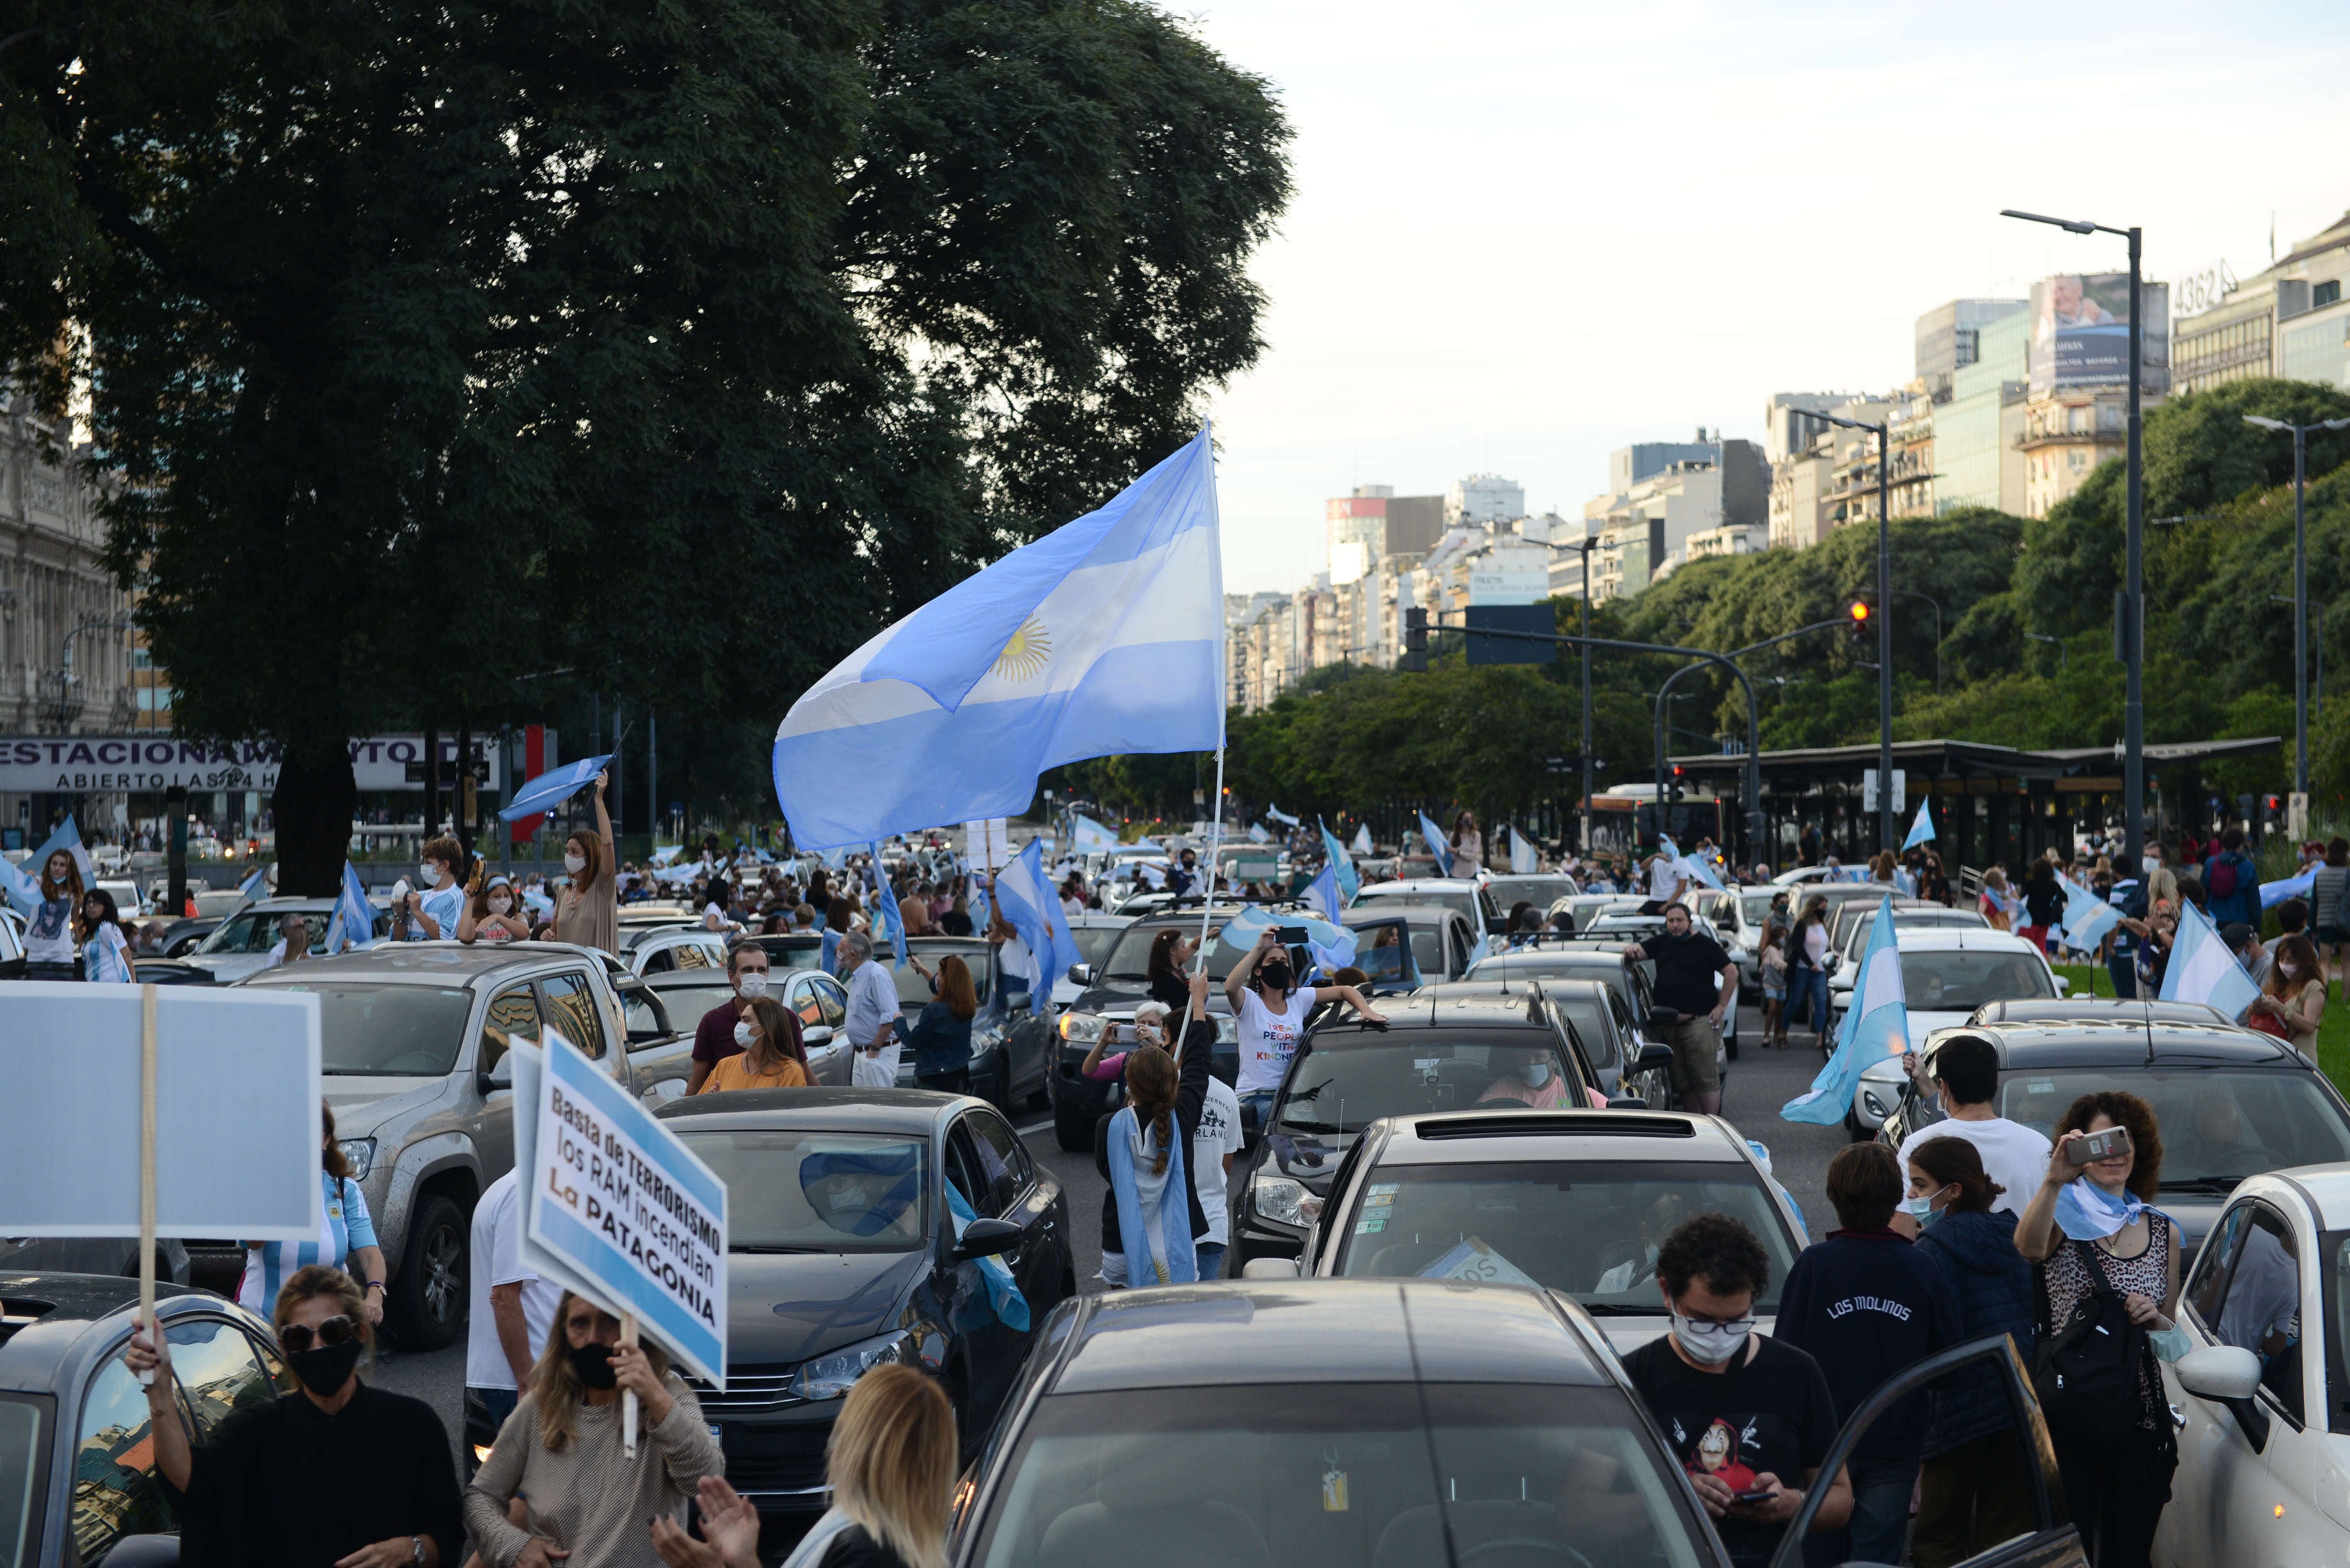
left=1183, top=0, right=2350, bottom=592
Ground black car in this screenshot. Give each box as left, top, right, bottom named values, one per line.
left=0, top=1271, right=288, bottom=1567
left=1876, top=1013, right=2350, bottom=1253
left=886, top=937, right=1054, bottom=1112
left=1229, top=987, right=1611, bottom=1272
left=949, top=1279, right=2088, bottom=1568
left=646, top=1088, right=1075, bottom=1526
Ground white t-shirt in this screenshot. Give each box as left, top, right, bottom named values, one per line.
left=997, top=935, right=1033, bottom=995
left=83, top=923, right=134, bottom=984
left=1897, top=1114, right=2054, bottom=1217
left=1648, top=858, right=1680, bottom=900
left=466, top=1170, right=564, bottom=1391
left=1235, top=987, right=1307, bottom=1095
left=1192, top=1076, right=1244, bottom=1246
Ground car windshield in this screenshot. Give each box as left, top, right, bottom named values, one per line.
left=1490, top=877, right=1575, bottom=908
left=1070, top=926, right=1126, bottom=967
left=199, top=910, right=327, bottom=953
left=1848, top=913, right=1985, bottom=955
left=895, top=951, right=992, bottom=1007
left=1353, top=885, right=1477, bottom=929
left=674, top=1129, right=928, bottom=1251
left=1276, top=1038, right=1576, bottom=1137
left=1101, top=923, right=1245, bottom=984
left=1995, top=1069, right=2350, bottom=1191
left=1336, top=1159, right=1798, bottom=1311
left=1549, top=995, right=1618, bottom=1071
left=1899, top=952, right=2052, bottom=1011
left=975, top=1383, right=1707, bottom=1568
left=261, top=983, right=474, bottom=1074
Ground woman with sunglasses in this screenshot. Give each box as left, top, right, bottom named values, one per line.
left=126, top=1263, right=463, bottom=1566
left=466, top=1290, right=722, bottom=1568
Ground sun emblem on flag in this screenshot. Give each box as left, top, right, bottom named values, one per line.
left=992, top=615, right=1051, bottom=682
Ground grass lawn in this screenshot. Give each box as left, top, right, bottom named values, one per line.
left=2049, top=961, right=2350, bottom=1097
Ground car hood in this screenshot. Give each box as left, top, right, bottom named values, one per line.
left=724, top=1247, right=930, bottom=1364
left=324, top=1078, right=453, bottom=1138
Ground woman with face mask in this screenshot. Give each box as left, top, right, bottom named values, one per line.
left=466, top=1291, right=722, bottom=1568
left=125, top=1263, right=463, bottom=1567
left=1224, top=928, right=1386, bottom=1128
left=551, top=769, right=618, bottom=955
left=1905, top=1137, right=2037, bottom=1568
left=697, top=997, right=812, bottom=1093
left=2248, top=932, right=2326, bottom=1051
left=238, top=1102, right=390, bottom=1327
left=459, top=870, right=534, bottom=944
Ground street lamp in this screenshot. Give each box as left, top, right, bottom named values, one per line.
left=1812, top=408, right=1894, bottom=850
left=1577, top=531, right=1600, bottom=856
left=2245, top=414, right=2350, bottom=812
left=2003, top=206, right=2145, bottom=863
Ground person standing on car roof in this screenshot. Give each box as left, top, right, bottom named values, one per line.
left=1620, top=901, right=1736, bottom=1117
left=551, top=772, right=619, bottom=954
left=394, top=836, right=467, bottom=941
left=1226, top=928, right=1388, bottom=1129
left=686, top=942, right=771, bottom=1095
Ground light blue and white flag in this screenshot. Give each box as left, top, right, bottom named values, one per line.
left=1, top=815, right=95, bottom=914
left=2057, top=874, right=2122, bottom=951
left=774, top=427, right=1223, bottom=848
left=993, top=838, right=1079, bottom=1007
left=236, top=864, right=271, bottom=902
left=1247, top=823, right=1270, bottom=844
left=1265, top=803, right=1300, bottom=827
left=1784, top=894, right=1909, bottom=1125
left=498, top=753, right=614, bottom=822
left=1509, top=825, right=1538, bottom=875
left=1902, top=798, right=1936, bottom=851
left=1682, top=852, right=1724, bottom=892
left=2158, top=896, right=2261, bottom=1021
left=1222, top=903, right=1358, bottom=974
left=1301, top=859, right=1344, bottom=923
left=969, top=877, right=992, bottom=933
left=1069, top=815, right=1119, bottom=855
left=1418, top=812, right=1455, bottom=877
left=2262, top=865, right=2318, bottom=910
left=1351, top=822, right=1373, bottom=856
left=864, top=844, right=910, bottom=968
left=1319, top=820, right=1360, bottom=901
left=323, top=861, right=376, bottom=953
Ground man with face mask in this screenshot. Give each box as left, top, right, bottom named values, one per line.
left=1620, top=1215, right=1851, bottom=1568
left=394, top=835, right=467, bottom=941
left=686, top=942, right=773, bottom=1095
left=1169, top=846, right=1200, bottom=896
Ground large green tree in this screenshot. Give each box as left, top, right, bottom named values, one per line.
left=2, top=0, right=1289, bottom=887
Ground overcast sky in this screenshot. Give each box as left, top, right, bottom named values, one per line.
left=1185, top=0, right=2350, bottom=592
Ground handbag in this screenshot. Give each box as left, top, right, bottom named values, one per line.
left=2031, top=1238, right=2151, bottom=1449
left=2243, top=1004, right=2292, bottom=1039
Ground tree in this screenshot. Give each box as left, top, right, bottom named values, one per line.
left=4, top=0, right=1289, bottom=887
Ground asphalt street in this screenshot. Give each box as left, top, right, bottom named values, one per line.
left=373, top=997, right=1854, bottom=1471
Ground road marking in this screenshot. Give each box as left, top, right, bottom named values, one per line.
left=1015, top=1119, right=1055, bottom=1138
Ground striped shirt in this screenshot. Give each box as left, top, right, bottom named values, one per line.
left=405, top=881, right=466, bottom=941
left=238, top=1171, right=378, bottom=1314
left=83, top=923, right=134, bottom=984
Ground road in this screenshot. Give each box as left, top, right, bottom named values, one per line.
left=374, top=1000, right=1855, bottom=1462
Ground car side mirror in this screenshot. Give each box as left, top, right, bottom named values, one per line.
left=803, top=1023, right=833, bottom=1047
left=955, top=1216, right=1022, bottom=1260
left=2051, top=974, right=2072, bottom=996
left=1241, top=1256, right=1300, bottom=1279
left=1066, top=962, right=1091, bottom=984
left=1636, top=1043, right=1673, bottom=1074
left=1485, top=915, right=1507, bottom=935
left=480, top=1052, right=515, bottom=1095
left=1239, top=1099, right=1261, bottom=1140
left=2176, top=1344, right=2269, bottom=1452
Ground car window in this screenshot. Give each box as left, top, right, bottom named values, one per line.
left=0, top=1394, right=41, bottom=1564
left=539, top=972, right=607, bottom=1060
left=785, top=976, right=828, bottom=1036
left=1550, top=996, right=1617, bottom=1072
left=813, top=977, right=847, bottom=1028
left=641, top=946, right=676, bottom=974
left=962, top=1110, right=1027, bottom=1209
left=2188, top=1203, right=2254, bottom=1327
left=673, top=940, right=717, bottom=971
left=621, top=986, right=671, bottom=1046
left=165, top=1316, right=278, bottom=1436
left=674, top=1129, right=927, bottom=1252
left=72, top=1343, right=177, bottom=1560
left=2206, top=1204, right=2306, bottom=1422
left=944, top=1124, right=997, bottom=1218
left=1898, top=951, right=2052, bottom=1010
left=481, top=983, right=542, bottom=1076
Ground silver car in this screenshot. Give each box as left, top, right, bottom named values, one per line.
left=180, top=896, right=391, bottom=983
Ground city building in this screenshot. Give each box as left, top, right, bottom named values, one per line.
left=1610, top=432, right=1718, bottom=497
left=1762, top=392, right=1852, bottom=463
left=1914, top=299, right=2028, bottom=398
left=1444, top=473, right=1524, bottom=527
left=2174, top=210, right=2350, bottom=395
left=2019, top=388, right=2130, bottom=517
left=1584, top=440, right=1767, bottom=599
left=1767, top=398, right=1891, bottom=549
left=2013, top=271, right=2171, bottom=516
left=1934, top=307, right=2031, bottom=514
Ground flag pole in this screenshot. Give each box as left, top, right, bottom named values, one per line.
left=1195, top=747, right=1225, bottom=974
left=137, top=981, right=158, bottom=1381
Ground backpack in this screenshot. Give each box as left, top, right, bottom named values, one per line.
left=2031, top=1239, right=2150, bottom=1449
left=2206, top=852, right=2242, bottom=901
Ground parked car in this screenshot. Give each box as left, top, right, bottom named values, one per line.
left=1338, top=903, right=1485, bottom=986
left=1827, top=901, right=1989, bottom=971
left=236, top=942, right=642, bottom=1347
left=1876, top=1017, right=2350, bottom=1252
left=178, top=897, right=391, bottom=984
left=156, top=916, right=222, bottom=956
left=743, top=931, right=824, bottom=971
left=0, top=1272, right=291, bottom=1567
left=645, top=1089, right=1073, bottom=1529
left=1345, top=877, right=1505, bottom=958
left=1838, top=930, right=2065, bottom=1137
left=946, top=1280, right=2087, bottom=1568
left=1255, top=1108, right=1806, bottom=1352
left=1227, top=989, right=1607, bottom=1273
left=887, top=937, right=1053, bottom=1112
left=1483, top=873, right=1579, bottom=916
left=1462, top=941, right=1725, bottom=1102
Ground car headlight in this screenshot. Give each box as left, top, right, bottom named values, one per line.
left=788, top=1327, right=939, bottom=1401
left=338, top=1138, right=376, bottom=1180
left=1863, top=1090, right=1888, bottom=1117
left=1058, top=1013, right=1104, bottom=1044
left=1251, top=1171, right=1311, bottom=1228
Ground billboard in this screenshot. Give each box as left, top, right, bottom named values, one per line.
left=0, top=734, right=504, bottom=794
left=2029, top=274, right=2170, bottom=393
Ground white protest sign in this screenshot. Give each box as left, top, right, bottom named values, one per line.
left=513, top=1029, right=728, bottom=1387
left=965, top=817, right=1009, bottom=871
left=0, top=983, right=322, bottom=1239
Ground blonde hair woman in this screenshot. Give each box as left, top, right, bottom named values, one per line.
left=778, top=1364, right=957, bottom=1568
left=465, top=1290, right=722, bottom=1568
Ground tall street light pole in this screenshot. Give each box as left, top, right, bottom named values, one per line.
left=2003, top=207, right=2144, bottom=863
left=1579, top=531, right=1599, bottom=855
left=1815, top=409, right=1894, bottom=850
left=2245, top=414, right=2350, bottom=814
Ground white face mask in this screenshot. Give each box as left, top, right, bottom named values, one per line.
left=737, top=971, right=769, bottom=999
left=420, top=862, right=441, bottom=885
left=733, top=1021, right=755, bottom=1047
left=488, top=896, right=512, bottom=916
left=564, top=851, right=587, bottom=874
left=2143, top=856, right=2160, bottom=874
left=1523, top=1062, right=1551, bottom=1087
left=2280, top=962, right=2299, bottom=978
left=1669, top=1309, right=1754, bottom=1366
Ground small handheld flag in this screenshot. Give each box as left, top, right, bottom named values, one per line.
left=1784, top=894, right=1909, bottom=1125
left=1902, top=799, right=1936, bottom=851
left=1418, top=812, right=1455, bottom=877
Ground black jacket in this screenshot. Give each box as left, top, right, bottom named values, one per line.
left=1773, top=1229, right=1962, bottom=1459
left=1914, top=1208, right=2036, bottom=1455
left=1095, top=1015, right=1215, bottom=1253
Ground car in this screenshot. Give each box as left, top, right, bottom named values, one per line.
left=886, top=937, right=1054, bottom=1112
left=0, top=1235, right=191, bottom=1286
left=1526, top=976, right=1651, bottom=1104
left=1337, top=903, right=1484, bottom=986
left=1874, top=1016, right=2350, bottom=1253
left=946, top=1278, right=2086, bottom=1568
left=178, top=896, right=393, bottom=983
left=1259, top=1108, right=1807, bottom=1350
left=188, top=887, right=254, bottom=918
left=156, top=916, right=222, bottom=956
left=648, top=1088, right=1074, bottom=1527
left=1836, top=930, right=2065, bottom=1137
left=1483, top=872, right=1579, bottom=917
left=0, top=1272, right=292, bottom=1568
left=1048, top=913, right=1133, bottom=1010
left=739, top=931, right=825, bottom=970
left=1969, top=996, right=2230, bottom=1028
left=621, top=924, right=731, bottom=976
left=1227, top=989, right=1607, bottom=1272
left=630, top=967, right=855, bottom=1090
left=1462, top=942, right=1727, bottom=1099
left=237, top=942, right=644, bottom=1347
left=1346, top=877, right=1505, bottom=956
left=1823, top=898, right=1982, bottom=969
left=2157, top=1165, right=2350, bottom=1568
left=92, top=878, right=146, bottom=919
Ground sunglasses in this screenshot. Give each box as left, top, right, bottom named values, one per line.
left=279, top=1315, right=361, bottom=1353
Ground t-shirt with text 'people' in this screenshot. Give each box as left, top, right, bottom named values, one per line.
left=1234, top=986, right=1308, bottom=1095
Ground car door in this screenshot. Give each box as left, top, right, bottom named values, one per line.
left=790, top=974, right=851, bottom=1084
left=941, top=1116, right=1025, bottom=1419
left=964, top=1106, right=1063, bottom=1325
left=1771, top=1334, right=2084, bottom=1568
left=471, top=979, right=543, bottom=1177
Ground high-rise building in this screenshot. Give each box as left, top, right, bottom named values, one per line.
left=1444, top=473, right=1524, bottom=527
left=1609, top=432, right=1717, bottom=497
left=1762, top=393, right=1851, bottom=464
left=2174, top=209, right=2350, bottom=394
left=1585, top=441, right=1768, bottom=599
left=1326, top=484, right=1443, bottom=585
left=1915, top=299, right=2028, bottom=395
left=1934, top=308, right=2031, bottom=514
left=1768, top=399, right=1890, bottom=550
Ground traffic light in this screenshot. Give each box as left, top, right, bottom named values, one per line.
left=1403, top=607, right=1429, bottom=672
left=1846, top=599, right=1872, bottom=644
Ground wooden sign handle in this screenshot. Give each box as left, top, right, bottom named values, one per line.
left=620, top=1312, right=640, bottom=1457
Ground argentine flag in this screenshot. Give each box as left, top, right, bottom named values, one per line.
left=1319, top=820, right=1360, bottom=901
left=1352, top=822, right=1373, bottom=856
left=2262, top=864, right=2318, bottom=910
left=236, top=864, right=271, bottom=902
left=2159, top=897, right=2261, bottom=1021
left=1784, top=894, right=1909, bottom=1124
left=1, top=815, right=95, bottom=914
left=1301, top=859, right=1344, bottom=923
left=2056, top=874, right=2121, bottom=951
left=866, top=843, right=910, bottom=967
left=499, top=753, right=615, bottom=822
left=322, top=862, right=376, bottom=953
left=1418, top=812, right=1455, bottom=877
left=1902, top=798, right=1936, bottom=851
left=994, top=838, right=1079, bottom=1006
left=1265, top=804, right=1300, bottom=827
left=774, top=428, right=1222, bottom=848
left=1509, top=825, right=1538, bottom=875
left=1069, top=815, right=1119, bottom=854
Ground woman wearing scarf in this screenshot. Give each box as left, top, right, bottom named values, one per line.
left=1092, top=973, right=1214, bottom=1288
left=2015, top=1090, right=2181, bottom=1568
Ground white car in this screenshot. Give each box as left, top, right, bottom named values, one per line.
left=1836, top=928, right=2064, bottom=1136
left=1348, top=877, right=1504, bottom=961
left=2158, top=1166, right=2350, bottom=1567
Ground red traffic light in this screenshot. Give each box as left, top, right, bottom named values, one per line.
left=1847, top=600, right=1870, bottom=623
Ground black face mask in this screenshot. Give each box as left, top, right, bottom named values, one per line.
left=286, top=1338, right=363, bottom=1397
left=1259, top=963, right=1292, bottom=993
left=568, top=1341, right=619, bottom=1389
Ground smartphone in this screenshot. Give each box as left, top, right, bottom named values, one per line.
left=1276, top=926, right=1311, bottom=945
left=2068, top=1126, right=2132, bottom=1165
left=1731, top=1489, right=1777, bottom=1505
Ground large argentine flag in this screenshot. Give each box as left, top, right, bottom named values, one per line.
left=775, top=428, right=1223, bottom=848
left=1, top=815, right=94, bottom=914
left=2159, top=897, right=2261, bottom=1021
left=1784, top=894, right=1909, bottom=1125
left=992, top=839, right=1079, bottom=1004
